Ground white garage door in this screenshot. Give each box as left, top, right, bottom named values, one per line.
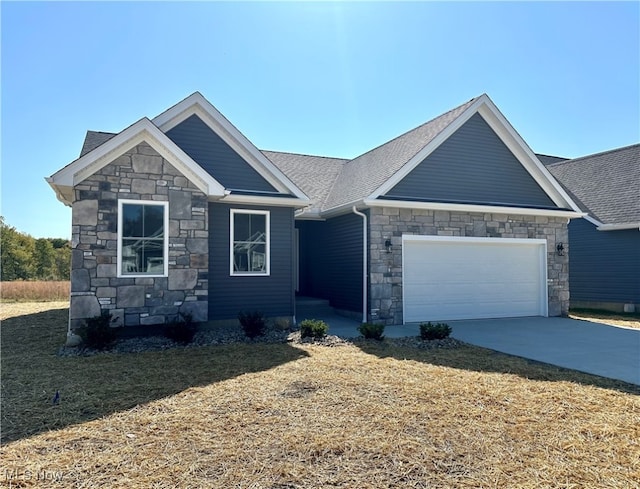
left=403, top=236, right=547, bottom=323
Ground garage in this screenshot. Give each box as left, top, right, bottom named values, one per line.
left=402, top=235, right=548, bottom=323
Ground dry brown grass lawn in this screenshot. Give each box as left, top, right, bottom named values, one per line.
left=1, top=281, right=70, bottom=302
left=1, top=303, right=639, bottom=488
left=570, top=309, right=640, bottom=330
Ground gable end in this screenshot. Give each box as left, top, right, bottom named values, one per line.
left=166, top=114, right=279, bottom=194
left=383, top=113, right=558, bottom=209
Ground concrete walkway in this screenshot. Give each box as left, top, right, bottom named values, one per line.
left=313, top=314, right=640, bottom=385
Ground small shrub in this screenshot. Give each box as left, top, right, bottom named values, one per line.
left=419, top=321, right=452, bottom=340
left=164, top=313, right=196, bottom=344
left=300, top=319, right=328, bottom=339
left=80, top=311, right=118, bottom=350
left=238, top=310, right=267, bottom=338
left=273, top=317, right=292, bottom=331
left=358, top=322, right=385, bottom=340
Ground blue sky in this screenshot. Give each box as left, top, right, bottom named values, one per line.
left=2, top=1, right=638, bottom=239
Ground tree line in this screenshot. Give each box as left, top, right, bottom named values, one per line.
left=0, top=217, right=71, bottom=281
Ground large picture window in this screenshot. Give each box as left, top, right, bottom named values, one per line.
left=230, top=209, right=270, bottom=276
left=118, top=200, right=168, bottom=277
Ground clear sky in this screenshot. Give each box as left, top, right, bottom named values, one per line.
left=1, top=1, right=638, bottom=239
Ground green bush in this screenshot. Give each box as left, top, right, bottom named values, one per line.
left=238, top=310, right=267, bottom=338
left=419, top=321, right=452, bottom=340
left=358, top=322, right=385, bottom=340
left=300, top=319, right=328, bottom=339
left=164, top=313, right=196, bottom=344
left=80, top=311, right=118, bottom=350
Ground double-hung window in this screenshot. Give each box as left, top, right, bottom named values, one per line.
left=118, top=200, right=168, bottom=277
left=230, top=209, right=270, bottom=276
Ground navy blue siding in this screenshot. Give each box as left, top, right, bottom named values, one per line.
left=166, top=115, right=277, bottom=193
left=385, top=113, right=557, bottom=208
left=296, top=213, right=364, bottom=312
left=208, top=203, right=294, bottom=319
left=569, top=219, right=640, bottom=303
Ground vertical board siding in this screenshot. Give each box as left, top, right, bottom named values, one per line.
left=296, top=213, right=364, bottom=312
left=208, top=203, right=294, bottom=319
left=569, top=219, right=640, bottom=303
left=385, top=113, right=556, bottom=208
left=166, top=115, right=277, bottom=193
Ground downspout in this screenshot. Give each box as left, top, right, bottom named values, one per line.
left=352, top=206, right=368, bottom=323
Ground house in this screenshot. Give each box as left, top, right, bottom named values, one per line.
left=546, top=144, right=640, bottom=313
left=47, top=92, right=584, bottom=333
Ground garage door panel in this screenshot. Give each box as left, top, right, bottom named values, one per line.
left=403, top=237, right=547, bottom=322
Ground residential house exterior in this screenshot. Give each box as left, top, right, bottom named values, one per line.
left=547, top=144, right=640, bottom=312
left=47, top=92, right=583, bottom=333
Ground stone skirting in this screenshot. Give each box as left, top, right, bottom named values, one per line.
left=69, top=142, right=209, bottom=330
left=368, top=207, right=570, bottom=325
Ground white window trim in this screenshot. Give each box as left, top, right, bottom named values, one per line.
left=230, top=209, right=270, bottom=277
left=117, top=199, right=169, bottom=278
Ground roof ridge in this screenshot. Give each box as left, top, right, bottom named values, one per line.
left=548, top=142, right=640, bottom=167
left=261, top=149, right=349, bottom=162
left=87, top=130, right=117, bottom=135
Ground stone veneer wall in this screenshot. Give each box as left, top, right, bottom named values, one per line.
left=368, top=207, right=570, bottom=325
left=69, top=142, right=208, bottom=330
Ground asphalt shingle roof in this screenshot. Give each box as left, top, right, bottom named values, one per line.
left=79, top=97, right=480, bottom=212
left=80, top=131, right=117, bottom=157
left=323, top=97, right=478, bottom=211
left=547, top=144, right=640, bottom=225
left=261, top=151, right=347, bottom=210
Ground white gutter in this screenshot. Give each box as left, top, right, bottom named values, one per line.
left=352, top=206, right=368, bottom=324
left=363, top=198, right=586, bottom=219
left=597, top=222, right=640, bottom=231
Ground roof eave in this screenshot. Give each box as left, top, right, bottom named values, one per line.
left=362, top=198, right=586, bottom=219
left=597, top=222, right=640, bottom=232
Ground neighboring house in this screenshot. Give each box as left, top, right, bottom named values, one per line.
left=547, top=144, right=640, bottom=312
left=47, top=92, right=583, bottom=332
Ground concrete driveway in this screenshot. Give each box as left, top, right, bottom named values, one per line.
left=448, top=317, right=640, bottom=385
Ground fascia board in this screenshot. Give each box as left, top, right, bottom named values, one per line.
left=583, top=214, right=604, bottom=227
left=50, top=118, right=226, bottom=197
left=597, top=222, right=640, bottom=231
left=368, top=97, right=484, bottom=200
left=152, top=93, right=310, bottom=201
left=475, top=100, right=583, bottom=213
left=219, top=193, right=310, bottom=208
left=363, top=198, right=585, bottom=219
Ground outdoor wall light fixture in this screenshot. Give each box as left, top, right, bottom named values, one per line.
left=385, top=239, right=393, bottom=254
left=556, top=242, right=565, bottom=256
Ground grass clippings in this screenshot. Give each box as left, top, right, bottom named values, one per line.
left=1, top=302, right=639, bottom=488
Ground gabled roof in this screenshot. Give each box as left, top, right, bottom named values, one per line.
left=323, top=97, right=477, bottom=211
left=547, top=144, right=640, bottom=229
left=52, top=92, right=583, bottom=219
left=152, top=92, right=308, bottom=201
left=48, top=93, right=311, bottom=208
left=48, top=118, right=227, bottom=205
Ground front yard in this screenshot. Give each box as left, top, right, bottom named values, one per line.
left=1, top=302, right=638, bottom=488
